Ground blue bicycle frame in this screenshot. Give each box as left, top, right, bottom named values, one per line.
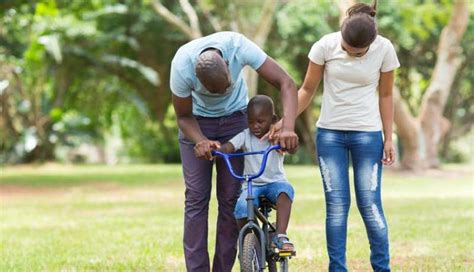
left=212, top=144, right=281, bottom=269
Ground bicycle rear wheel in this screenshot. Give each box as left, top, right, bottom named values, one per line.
left=241, top=232, right=262, bottom=272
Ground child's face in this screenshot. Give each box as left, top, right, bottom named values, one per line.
left=248, top=107, right=274, bottom=139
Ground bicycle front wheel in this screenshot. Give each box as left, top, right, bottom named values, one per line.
left=241, top=232, right=262, bottom=272
left=279, top=257, right=288, bottom=272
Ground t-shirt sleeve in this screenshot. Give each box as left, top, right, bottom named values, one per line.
left=308, top=36, right=327, bottom=65
left=381, top=40, right=400, bottom=72
left=237, top=34, right=268, bottom=70
left=229, top=130, right=246, bottom=150
left=170, top=59, right=192, bottom=98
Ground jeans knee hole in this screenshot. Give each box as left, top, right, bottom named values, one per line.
left=319, top=157, right=332, bottom=192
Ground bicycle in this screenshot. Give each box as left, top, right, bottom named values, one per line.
left=212, top=144, right=295, bottom=272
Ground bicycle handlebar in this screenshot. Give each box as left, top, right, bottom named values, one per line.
left=211, top=145, right=281, bottom=181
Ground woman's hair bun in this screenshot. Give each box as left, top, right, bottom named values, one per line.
left=341, top=1, right=378, bottom=48
left=347, top=1, right=377, bottom=18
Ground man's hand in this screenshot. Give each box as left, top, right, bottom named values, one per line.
left=278, top=129, right=299, bottom=151
left=261, top=120, right=298, bottom=153
left=381, top=140, right=395, bottom=166
left=194, top=140, right=221, bottom=160
left=286, top=146, right=298, bottom=155
left=262, top=120, right=283, bottom=144
left=256, top=57, right=298, bottom=150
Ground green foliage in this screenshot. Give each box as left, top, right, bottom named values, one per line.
left=0, top=0, right=183, bottom=163
left=376, top=0, right=453, bottom=115
left=274, top=0, right=339, bottom=84
left=117, top=104, right=180, bottom=163
left=0, top=0, right=471, bottom=164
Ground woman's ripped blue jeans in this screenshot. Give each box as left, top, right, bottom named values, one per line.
left=316, top=128, right=390, bottom=272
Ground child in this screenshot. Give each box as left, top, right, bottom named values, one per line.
left=218, top=95, right=296, bottom=252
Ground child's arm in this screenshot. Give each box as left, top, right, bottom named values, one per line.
left=218, top=142, right=236, bottom=154
left=219, top=130, right=246, bottom=154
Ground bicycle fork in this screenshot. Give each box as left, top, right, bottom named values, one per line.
left=238, top=176, right=266, bottom=270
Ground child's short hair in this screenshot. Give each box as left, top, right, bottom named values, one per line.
left=248, top=95, right=274, bottom=116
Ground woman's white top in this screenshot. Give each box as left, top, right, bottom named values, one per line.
left=308, top=31, right=400, bottom=131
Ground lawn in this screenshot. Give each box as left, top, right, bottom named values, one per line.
left=1, top=164, right=473, bottom=271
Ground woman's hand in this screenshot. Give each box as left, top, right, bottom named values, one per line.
left=381, top=140, right=395, bottom=166
left=194, top=140, right=221, bottom=160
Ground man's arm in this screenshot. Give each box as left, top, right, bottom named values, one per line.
left=256, top=57, right=298, bottom=151
left=262, top=61, right=324, bottom=143
left=172, top=94, right=220, bottom=160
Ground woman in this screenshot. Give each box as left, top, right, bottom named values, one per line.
left=269, top=1, right=398, bottom=271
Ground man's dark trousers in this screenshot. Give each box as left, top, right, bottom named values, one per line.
left=179, top=110, right=247, bottom=272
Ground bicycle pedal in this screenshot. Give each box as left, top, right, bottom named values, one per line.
left=274, top=248, right=296, bottom=257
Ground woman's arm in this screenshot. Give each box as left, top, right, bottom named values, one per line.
left=379, top=70, right=395, bottom=165
left=297, top=61, right=325, bottom=116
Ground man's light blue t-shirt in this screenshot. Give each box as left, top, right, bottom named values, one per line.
left=170, top=32, right=267, bottom=117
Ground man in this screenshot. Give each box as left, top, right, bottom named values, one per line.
left=170, top=31, right=298, bottom=272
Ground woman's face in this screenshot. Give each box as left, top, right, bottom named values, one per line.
left=341, top=39, right=369, bottom=57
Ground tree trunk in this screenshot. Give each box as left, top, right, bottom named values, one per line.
left=393, top=0, right=470, bottom=170
left=418, top=0, right=469, bottom=168
left=338, top=0, right=356, bottom=26
left=393, top=87, right=424, bottom=170
left=297, top=108, right=317, bottom=163
left=243, top=67, right=259, bottom=98
left=241, top=0, right=278, bottom=97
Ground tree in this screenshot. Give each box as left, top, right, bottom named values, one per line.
left=393, top=0, right=470, bottom=169
left=1, top=0, right=471, bottom=166
left=0, top=3, right=101, bottom=162
left=152, top=0, right=279, bottom=96
left=0, top=1, right=180, bottom=163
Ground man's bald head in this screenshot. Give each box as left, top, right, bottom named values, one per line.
left=195, top=49, right=231, bottom=94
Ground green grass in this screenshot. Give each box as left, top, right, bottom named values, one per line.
left=1, top=164, right=473, bottom=271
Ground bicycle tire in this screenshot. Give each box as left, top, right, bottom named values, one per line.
left=267, top=257, right=277, bottom=272
left=279, top=257, right=288, bottom=272
left=241, top=232, right=262, bottom=272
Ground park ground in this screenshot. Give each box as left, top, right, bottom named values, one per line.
left=1, top=163, right=473, bottom=271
